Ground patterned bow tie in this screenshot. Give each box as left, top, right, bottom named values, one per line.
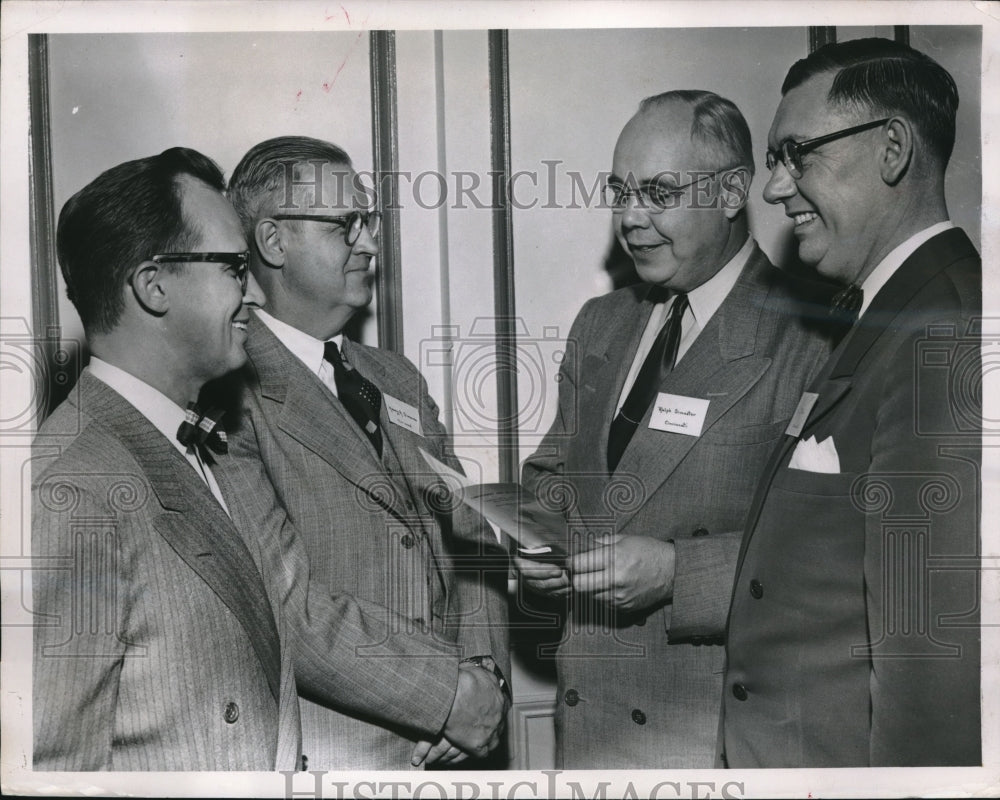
left=177, top=403, right=228, bottom=457
left=829, top=284, right=864, bottom=325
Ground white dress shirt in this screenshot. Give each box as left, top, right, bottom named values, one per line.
left=88, top=357, right=231, bottom=516
left=616, top=236, right=754, bottom=414
left=255, top=308, right=344, bottom=398
left=857, top=220, right=954, bottom=317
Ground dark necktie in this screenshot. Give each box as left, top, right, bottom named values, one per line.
left=829, top=283, right=864, bottom=326
left=606, top=291, right=689, bottom=472
left=323, top=341, right=383, bottom=457
left=177, top=403, right=228, bottom=462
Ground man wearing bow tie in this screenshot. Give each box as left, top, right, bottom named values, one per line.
left=723, top=38, right=981, bottom=767
left=219, top=136, right=509, bottom=769
left=31, top=147, right=303, bottom=770
left=513, top=91, right=835, bottom=768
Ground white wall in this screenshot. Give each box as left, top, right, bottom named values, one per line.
left=48, top=32, right=376, bottom=350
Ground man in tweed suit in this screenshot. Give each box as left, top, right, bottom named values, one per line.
left=221, top=136, right=510, bottom=769
left=515, top=91, right=835, bottom=767
left=32, top=148, right=304, bottom=770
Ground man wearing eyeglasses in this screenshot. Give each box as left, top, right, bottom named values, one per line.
left=218, top=136, right=510, bottom=769
left=514, top=91, right=835, bottom=768
left=722, top=38, right=981, bottom=767
left=31, top=147, right=303, bottom=769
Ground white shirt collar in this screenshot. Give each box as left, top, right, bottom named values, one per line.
left=87, top=357, right=190, bottom=457
left=255, top=308, right=344, bottom=377
left=858, top=221, right=954, bottom=316
left=683, top=235, right=754, bottom=327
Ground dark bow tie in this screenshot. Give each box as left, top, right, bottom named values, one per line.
left=177, top=403, right=228, bottom=457
left=829, top=283, right=864, bottom=325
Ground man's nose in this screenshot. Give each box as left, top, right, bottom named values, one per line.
left=242, top=271, right=267, bottom=308
left=762, top=161, right=797, bottom=205
left=619, top=193, right=651, bottom=229
left=351, top=225, right=380, bottom=258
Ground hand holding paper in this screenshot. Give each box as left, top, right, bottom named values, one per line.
left=568, top=534, right=677, bottom=613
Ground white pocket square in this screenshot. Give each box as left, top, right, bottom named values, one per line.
left=788, top=435, right=841, bottom=473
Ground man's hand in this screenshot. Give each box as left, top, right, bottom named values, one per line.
left=416, top=661, right=506, bottom=764
left=513, top=555, right=572, bottom=597
left=568, top=534, right=676, bottom=613
left=410, top=737, right=467, bottom=767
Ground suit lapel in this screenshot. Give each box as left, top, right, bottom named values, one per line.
left=578, top=286, right=656, bottom=477
left=246, top=315, right=411, bottom=521
left=614, top=247, right=774, bottom=532
left=78, top=373, right=281, bottom=702
left=732, top=228, right=979, bottom=573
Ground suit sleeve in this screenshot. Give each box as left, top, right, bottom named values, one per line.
left=417, top=375, right=511, bottom=682
left=223, top=403, right=461, bottom=741
left=864, top=323, right=980, bottom=766
left=33, top=482, right=126, bottom=770
left=667, top=531, right=742, bottom=639
left=521, top=301, right=592, bottom=494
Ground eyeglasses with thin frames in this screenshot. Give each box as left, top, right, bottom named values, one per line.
left=765, top=118, right=890, bottom=179
left=149, top=252, right=250, bottom=292
left=604, top=169, right=732, bottom=213
left=272, top=210, right=382, bottom=247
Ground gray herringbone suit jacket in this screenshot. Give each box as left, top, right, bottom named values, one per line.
left=219, top=315, right=509, bottom=769
left=521, top=246, right=834, bottom=768
left=32, top=372, right=302, bottom=771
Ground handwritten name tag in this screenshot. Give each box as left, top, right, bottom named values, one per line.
left=785, top=391, right=819, bottom=438
left=648, top=392, right=710, bottom=437
left=384, top=394, right=423, bottom=436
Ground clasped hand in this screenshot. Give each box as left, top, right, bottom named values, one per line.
left=410, top=660, right=508, bottom=767
left=514, top=533, right=676, bottom=613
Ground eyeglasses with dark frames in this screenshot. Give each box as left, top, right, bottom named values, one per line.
left=272, top=210, right=382, bottom=246
left=603, top=169, right=732, bottom=213
left=149, top=252, right=250, bottom=292
left=765, top=118, right=890, bottom=179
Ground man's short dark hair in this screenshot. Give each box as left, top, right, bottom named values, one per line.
left=782, top=37, right=959, bottom=166
left=227, top=136, right=353, bottom=241
left=639, top=89, right=755, bottom=176
left=56, top=146, right=225, bottom=334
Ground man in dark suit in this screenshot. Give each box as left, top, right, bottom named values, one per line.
left=514, top=91, right=834, bottom=768
left=221, top=136, right=510, bottom=769
left=723, top=38, right=981, bottom=767
left=31, top=147, right=307, bottom=769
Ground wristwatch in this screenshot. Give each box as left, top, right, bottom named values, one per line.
left=460, top=655, right=512, bottom=705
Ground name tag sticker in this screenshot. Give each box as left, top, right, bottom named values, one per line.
left=785, top=391, right=819, bottom=438
left=384, top=394, right=423, bottom=436
left=648, top=393, right=710, bottom=437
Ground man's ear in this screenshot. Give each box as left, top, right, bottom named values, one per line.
left=255, top=218, right=286, bottom=268
left=880, top=117, right=913, bottom=186
left=129, top=261, right=170, bottom=316
left=720, top=167, right=751, bottom=219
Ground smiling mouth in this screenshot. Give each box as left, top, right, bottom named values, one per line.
left=629, top=242, right=666, bottom=255
left=791, top=212, right=819, bottom=227
left=232, top=320, right=248, bottom=331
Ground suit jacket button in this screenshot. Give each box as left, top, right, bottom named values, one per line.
left=401, top=534, right=416, bottom=549
left=564, top=689, right=580, bottom=706
left=692, top=527, right=709, bottom=537
left=631, top=709, right=646, bottom=725
left=732, top=683, right=748, bottom=702
left=750, top=579, right=764, bottom=599
left=223, top=701, right=240, bottom=723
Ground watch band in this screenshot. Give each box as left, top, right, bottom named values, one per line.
left=461, top=655, right=512, bottom=705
